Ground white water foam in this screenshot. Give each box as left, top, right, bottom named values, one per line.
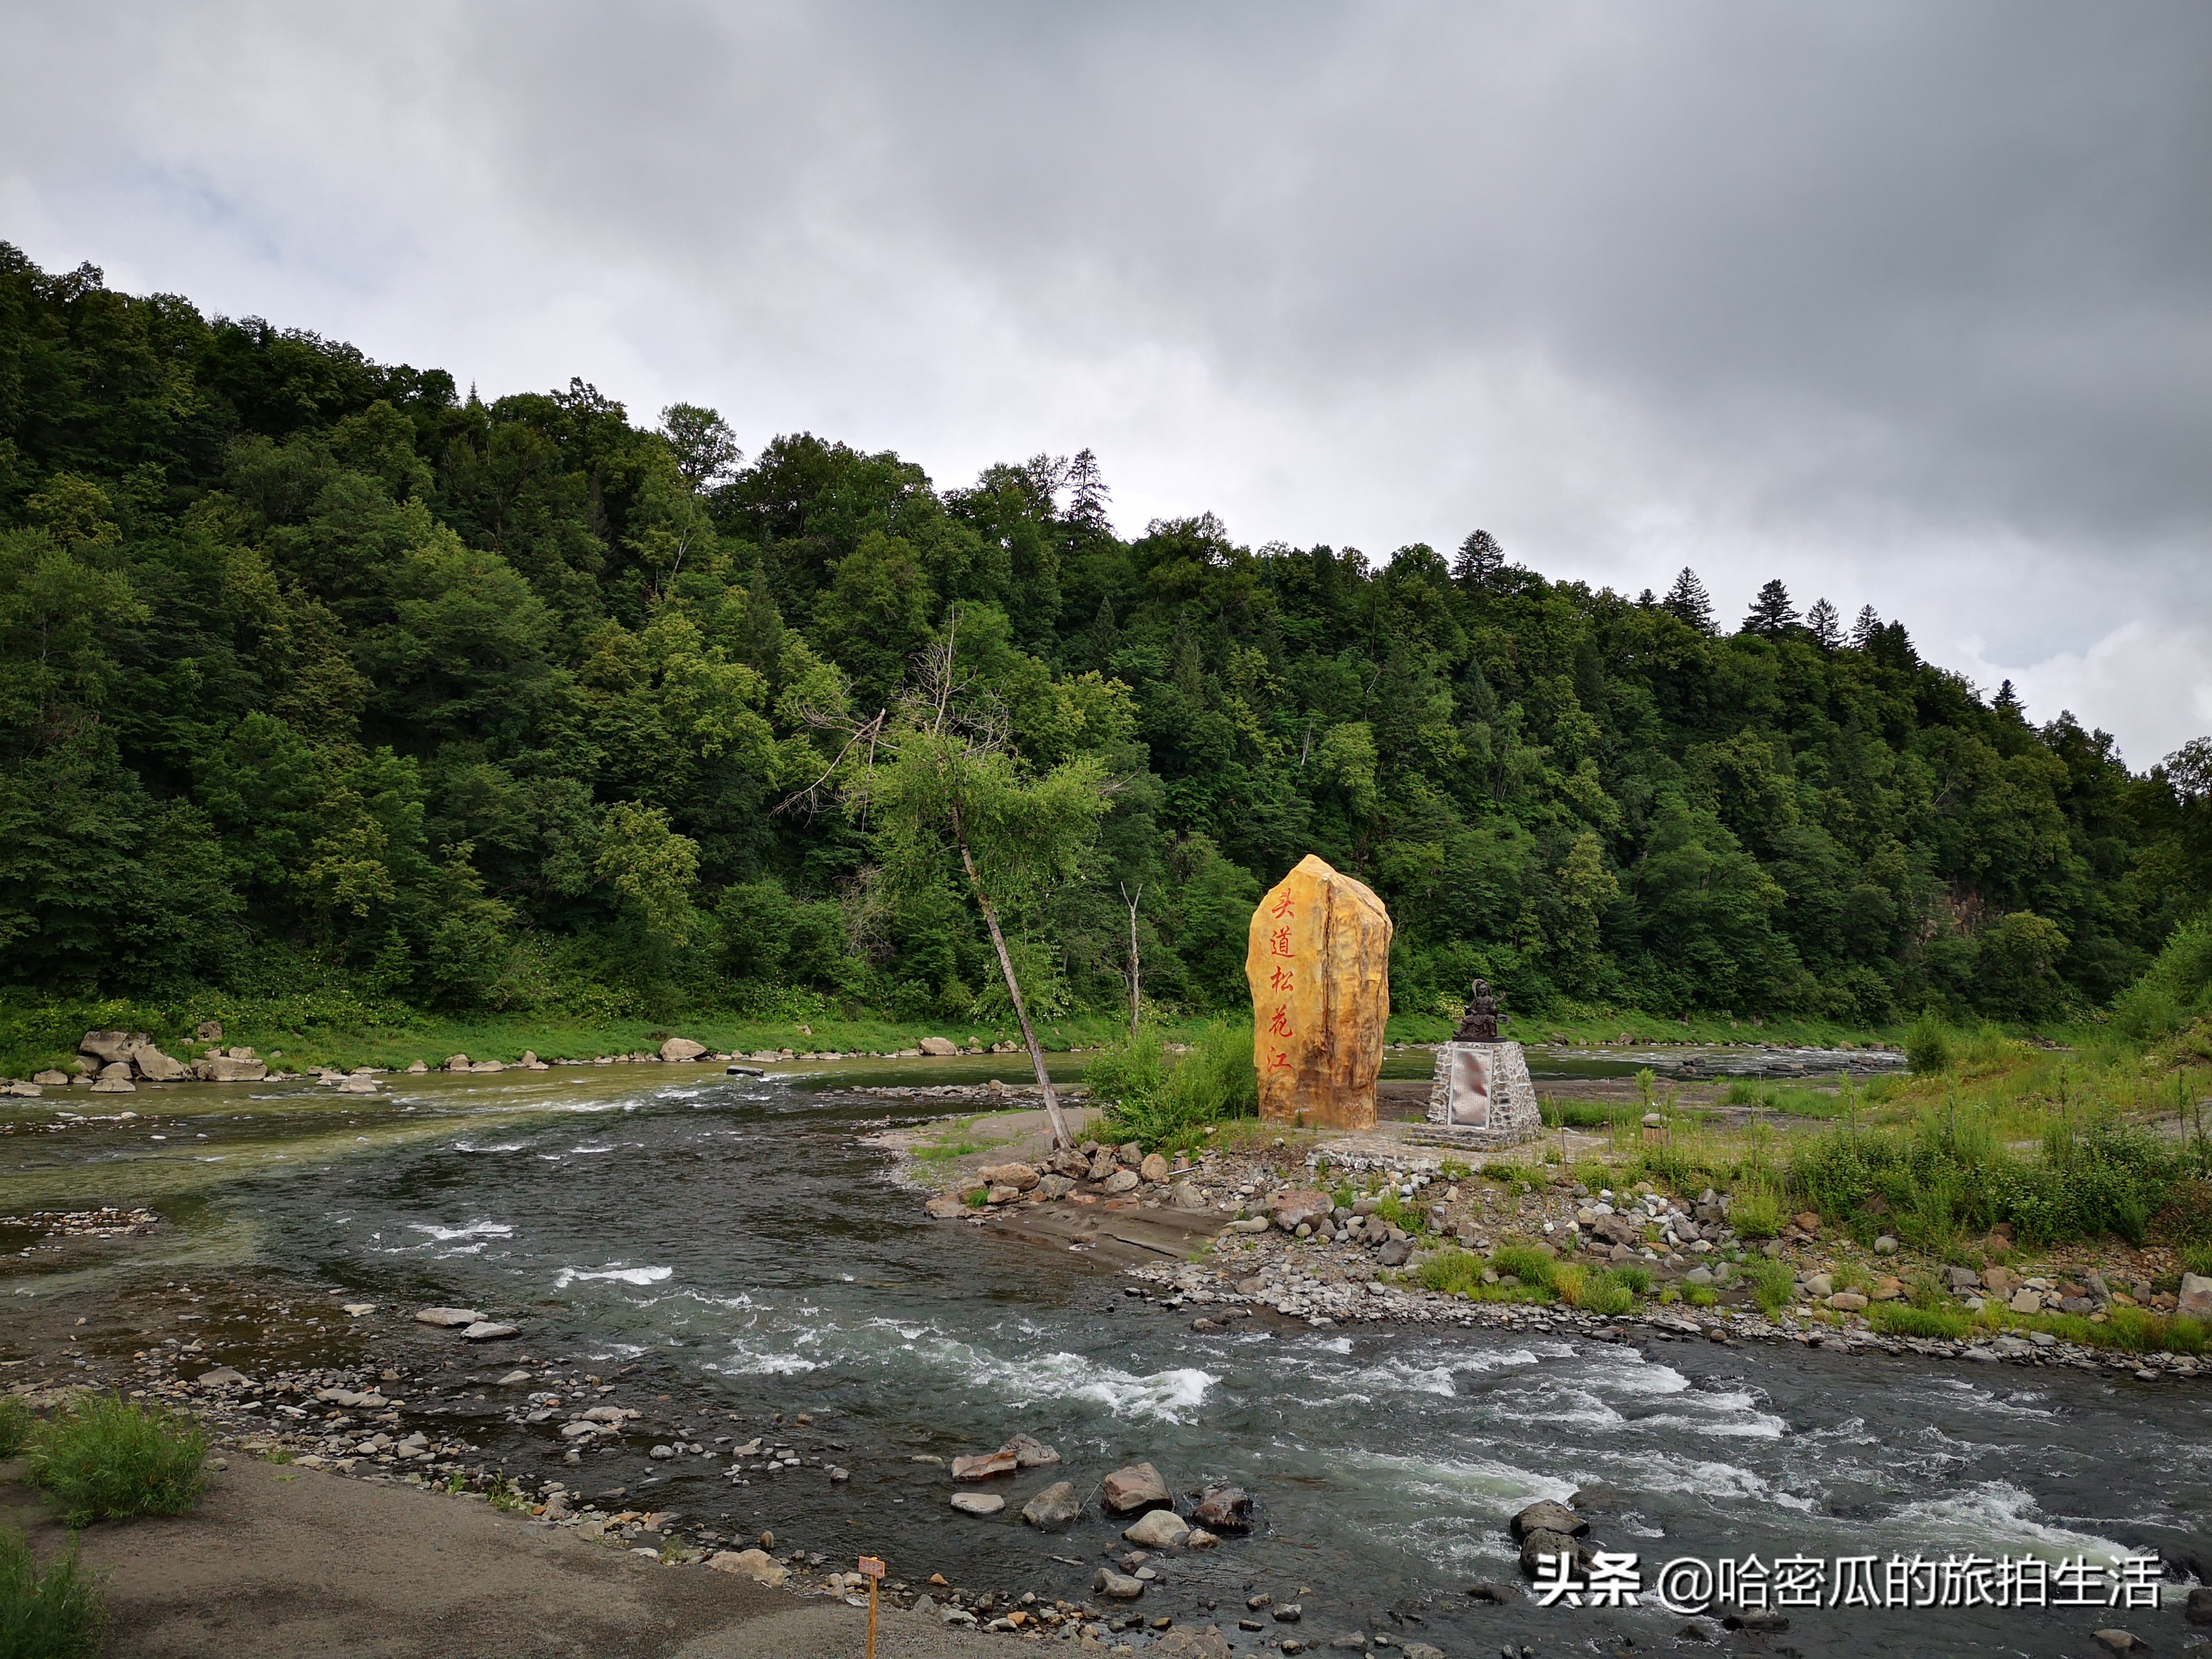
left=406, top=1220, right=514, bottom=1243
left=554, top=1264, right=673, bottom=1288
left=1887, top=1481, right=2134, bottom=1560
left=862, top=1321, right=1218, bottom=1422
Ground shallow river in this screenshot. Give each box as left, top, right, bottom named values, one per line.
left=7, top=1057, right=2209, bottom=1657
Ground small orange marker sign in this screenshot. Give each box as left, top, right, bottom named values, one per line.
left=859, top=1556, right=886, bottom=1659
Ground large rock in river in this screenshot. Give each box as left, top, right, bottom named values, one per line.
left=1245, top=855, right=1391, bottom=1131
left=1101, top=1462, right=1170, bottom=1514
left=1022, top=1480, right=1081, bottom=1528
left=659, top=1036, right=707, bottom=1063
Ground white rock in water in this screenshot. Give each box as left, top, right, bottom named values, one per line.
left=1122, top=1508, right=1191, bottom=1548
left=341, top=1303, right=376, bottom=1317
left=414, top=1307, right=486, bottom=1327
left=462, top=1321, right=518, bottom=1341
left=950, top=1491, right=1006, bottom=1516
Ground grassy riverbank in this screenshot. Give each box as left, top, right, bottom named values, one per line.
left=1, top=989, right=1910, bottom=1081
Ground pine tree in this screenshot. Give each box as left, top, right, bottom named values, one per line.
left=1993, top=678, right=2021, bottom=714
left=1849, top=604, right=1881, bottom=649
left=1066, top=448, right=1112, bottom=532
left=1804, top=598, right=1840, bottom=649
left=1452, top=528, right=1505, bottom=586
left=1636, top=588, right=1657, bottom=609
left=1744, top=579, right=1798, bottom=637
left=1661, top=567, right=1713, bottom=632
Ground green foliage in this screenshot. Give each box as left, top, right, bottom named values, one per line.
left=1092, top=1021, right=1258, bottom=1149
left=1411, top=1248, right=1551, bottom=1303
left=1907, top=1015, right=1953, bottom=1076
left=1869, top=1303, right=1972, bottom=1340
left=26, top=1396, right=207, bottom=1527
left=0, top=1526, right=106, bottom=1659
left=1489, top=1244, right=1559, bottom=1289
left=1748, top=1258, right=1796, bottom=1313
left=1729, top=1185, right=1782, bottom=1239
left=1564, top=1268, right=1637, bottom=1317
left=0, top=1398, right=29, bottom=1457
left=0, top=244, right=2200, bottom=1034
left=1786, top=1110, right=2177, bottom=1248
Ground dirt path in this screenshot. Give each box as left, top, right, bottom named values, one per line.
left=1, top=1455, right=994, bottom=1659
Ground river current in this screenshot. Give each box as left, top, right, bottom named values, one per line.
left=8, top=1059, right=2210, bottom=1657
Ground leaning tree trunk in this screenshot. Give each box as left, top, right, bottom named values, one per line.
left=957, top=840, right=1075, bottom=1152
left=1122, top=881, right=1142, bottom=1037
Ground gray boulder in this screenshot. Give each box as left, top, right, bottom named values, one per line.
left=79, top=1030, right=147, bottom=1066
left=1510, top=1498, right=1589, bottom=1540
left=1020, top=1480, right=1081, bottom=1529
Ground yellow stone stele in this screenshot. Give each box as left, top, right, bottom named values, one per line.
left=1244, top=853, right=1393, bottom=1131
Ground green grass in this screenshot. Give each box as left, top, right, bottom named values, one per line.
left=26, top=1396, right=207, bottom=1527
left=1561, top=1267, right=1636, bottom=1318
left=1869, top=1303, right=1973, bottom=1340
left=1408, top=1249, right=1553, bottom=1303
left=0, top=1526, right=105, bottom=1659
left=1748, top=1258, right=1796, bottom=1314
left=1488, top=1244, right=1560, bottom=1290
left=0, top=985, right=1186, bottom=1081
left=0, top=1398, right=31, bottom=1458
left=1729, top=1185, right=1782, bottom=1239
left=1537, top=1099, right=1619, bottom=1129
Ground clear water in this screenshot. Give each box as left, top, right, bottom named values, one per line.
left=7, top=1063, right=2206, bottom=1656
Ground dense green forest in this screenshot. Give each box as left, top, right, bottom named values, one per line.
left=3, top=244, right=2208, bottom=1032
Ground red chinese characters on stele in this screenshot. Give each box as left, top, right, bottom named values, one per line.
left=1244, top=853, right=1392, bottom=1131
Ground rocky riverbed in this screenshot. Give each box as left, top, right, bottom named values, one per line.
left=8, top=1060, right=2212, bottom=1658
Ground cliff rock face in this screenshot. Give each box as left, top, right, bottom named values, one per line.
left=1244, top=854, right=1392, bottom=1131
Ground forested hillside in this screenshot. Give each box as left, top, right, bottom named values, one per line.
left=3, top=246, right=2206, bottom=1031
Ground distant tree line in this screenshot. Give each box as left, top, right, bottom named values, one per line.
left=3, top=244, right=2206, bottom=1026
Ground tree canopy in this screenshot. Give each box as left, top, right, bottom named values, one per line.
left=1, top=244, right=2203, bottom=1029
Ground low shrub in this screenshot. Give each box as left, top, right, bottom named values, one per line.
left=1090, top=1021, right=1257, bottom=1150
left=1612, top=1263, right=1654, bottom=1296
left=1729, top=1186, right=1781, bottom=1240
left=1748, top=1259, right=1796, bottom=1314
left=1685, top=1284, right=1717, bottom=1307
left=1869, top=1303, right=1971, bottom=1340
left=1490, top=1244, right=1559, bottom=1290
left=0, top=1526, right=105, bottom=1659
left=1907, top=1015, right=1953, bottom=1076
left=28, top=1396, right=207, bottom=1527
left=1565, top=1269, right=1636, bottom=1318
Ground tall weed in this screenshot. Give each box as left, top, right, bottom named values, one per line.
left=28, top=1396, right=206, bottom=1527
left=1090, top=1021, right=1256, bottom=1149
left=0, top=1527, right=105, bottom=1659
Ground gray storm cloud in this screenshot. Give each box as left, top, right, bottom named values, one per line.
left=4, top=0, right=2207, bottom=759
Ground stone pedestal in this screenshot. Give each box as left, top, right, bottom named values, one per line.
left=1423, top=1041, right=1540, bottom=1148
left=1244, top=854, right=1392, bottom=1132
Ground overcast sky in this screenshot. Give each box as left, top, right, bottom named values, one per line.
left=5, top=2, right=2208, bottom=765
